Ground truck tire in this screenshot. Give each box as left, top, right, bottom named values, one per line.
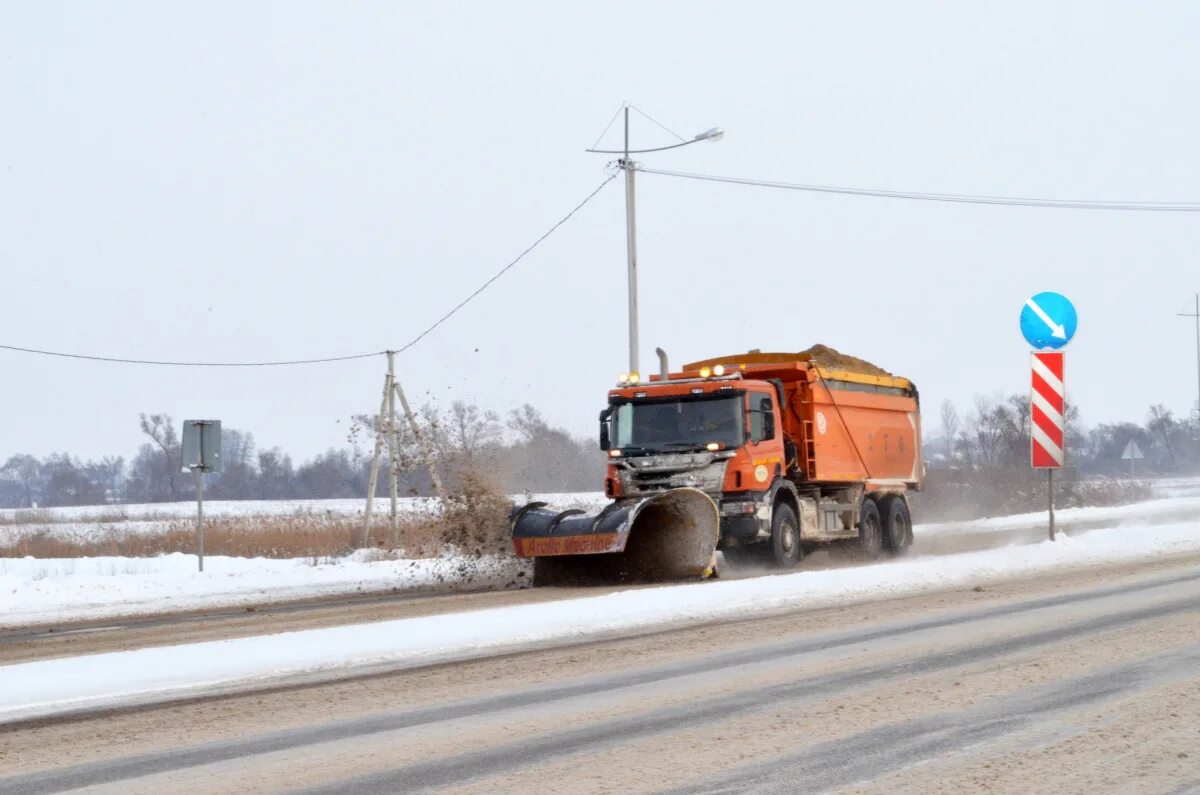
left=881, top=496, right=912, bottom=555
left=858, top=498, right=883, bottom=559
left=771, top=503, right=802, bottom=568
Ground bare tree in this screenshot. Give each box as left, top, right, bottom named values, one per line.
left=939, top=400, right=960, bottom=445
left=447, top=401, right=501, bottom=463
left=1147, top=404, right=1177, bottom=465
left=138, top=413, right=180, bottom=500
left=257, top=447, right=295, bottom=499
left=87, top=456, right=125, bottom=503
left=1, top=454, right=42, bottom=507
left=508, top=404, right=552, bottom=442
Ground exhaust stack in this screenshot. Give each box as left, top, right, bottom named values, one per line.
left=655, top=347, right=669, bottom=381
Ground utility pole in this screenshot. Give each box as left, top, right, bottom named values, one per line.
left=1181, top=293, right=1200, bottom=438
left=393, top=379, right=446, bottom=498
left=386, top=350, right=400, bottom=543
left=586, top=106, right=723, bottom=378
left=622, top=106, right=640, bottom=377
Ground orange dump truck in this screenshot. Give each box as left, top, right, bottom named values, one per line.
left=511, top=348, right=923, bottom=582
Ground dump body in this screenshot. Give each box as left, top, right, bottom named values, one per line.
left=681, top=354, right=923, bottom=489
left=512, top=349, right=923, bottom=581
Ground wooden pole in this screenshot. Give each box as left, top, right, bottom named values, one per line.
left=387, top=351, right=400, bottom=544
left=394, top=379, right=446, bottom=498
left=361, top=369, right=391, bottom=547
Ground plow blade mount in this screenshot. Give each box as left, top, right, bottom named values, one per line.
left=511, top=487, right=719, bottom=584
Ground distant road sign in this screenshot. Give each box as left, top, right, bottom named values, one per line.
left=182, top=420, right=222, bottom=473
left=1031, top=352, right=1065, bottom=468
left=1021, top=292, right=1078, bottom=350
left=1121, top=439, right=1144, bottom=460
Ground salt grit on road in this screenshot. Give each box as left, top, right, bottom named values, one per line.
left=1, top=518, right=1199, bottom=724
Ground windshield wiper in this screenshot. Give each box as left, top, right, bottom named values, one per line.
left=661, top=442, right=708, bottom=451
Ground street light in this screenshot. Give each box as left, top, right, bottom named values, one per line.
left=587, top=106, right=723, bottom=375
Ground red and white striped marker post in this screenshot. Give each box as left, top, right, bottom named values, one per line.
left=1030, top=351, right=1065, bottom=539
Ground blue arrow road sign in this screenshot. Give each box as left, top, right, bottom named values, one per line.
left=1020, top=291, right=1077, bottom=350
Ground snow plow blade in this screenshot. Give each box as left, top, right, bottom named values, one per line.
left=511, top=487, right=720, bottom=584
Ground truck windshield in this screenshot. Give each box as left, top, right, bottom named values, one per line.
left=613, top=394, right=743, bottom=452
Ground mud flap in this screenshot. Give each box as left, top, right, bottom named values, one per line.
left=511, top=488, right=720, bottom=582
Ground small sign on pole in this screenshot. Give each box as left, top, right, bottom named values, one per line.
left=1120, top=438, right=1144, bottom=478
left=182, top=420, right=222, bottom=572
left=1022, top=291, right=1076, bottom=542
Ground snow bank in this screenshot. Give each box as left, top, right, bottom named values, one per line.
left=919, top=496, right=1200, bottom=536
left=0, top=553, right=528, bottom=627
left=2, top=518, right=1198, bottom=724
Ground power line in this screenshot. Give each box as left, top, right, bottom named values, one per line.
left=0, top=175, right=617, bottom=367
left=390, top=174, right=617, bottom=356
left=0, top=343, right=383, bottom=367
left=639, top=166, right=1200, bottom=211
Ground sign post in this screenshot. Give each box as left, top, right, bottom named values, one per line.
left=1120, top=438, right=1144, bottom=478
left=182, top=420, right=222, bottom=572
left=1021, top=292, right=1077, bottom=542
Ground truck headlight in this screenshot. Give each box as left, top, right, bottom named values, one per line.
left=720, top=501, right=756, bottom=516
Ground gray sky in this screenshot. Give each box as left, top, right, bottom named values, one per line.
left=3, top=2, right=1199, bottom=463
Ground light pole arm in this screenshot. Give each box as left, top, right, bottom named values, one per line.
left=586, top=138, right=712, bottom=155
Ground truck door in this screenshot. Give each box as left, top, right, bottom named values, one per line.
left=746, top=391, right=784, bottom=488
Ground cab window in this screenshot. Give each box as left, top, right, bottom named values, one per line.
left=748, top=395, right=774, bottom=443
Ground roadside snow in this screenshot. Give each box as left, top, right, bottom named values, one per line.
left=0, top=553, right=528, bottom=627
left=919, top=496, right=1200, bottom=536
left=1, top=517, right=1198, bottom=724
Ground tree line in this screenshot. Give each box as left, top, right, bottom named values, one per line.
left=918, top=395, right=1198, bottom=519
left=2, top=394, right=1196, bottom=510
left=928, top=396, right=1199, bottom=475
left=0, top=402, right=604, bottom=508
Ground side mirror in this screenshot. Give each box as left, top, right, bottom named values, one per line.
left=762, top=398, right=775, bottom=440
left=599, top=408, right=612, bottom=451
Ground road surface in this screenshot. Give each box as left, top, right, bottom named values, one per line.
left=2, top=554, right=1199, bottom=793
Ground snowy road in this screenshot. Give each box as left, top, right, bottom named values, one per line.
left=2, top=556, right=1199, bottom=794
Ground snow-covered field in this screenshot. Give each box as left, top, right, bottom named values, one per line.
left=2, top=516, right=1199, bottom=724
left=0, top=493, right=609, bottom=523
left=1152, top=476, right=1200, bottom=500
left=0, top=492, right=608, bottom=547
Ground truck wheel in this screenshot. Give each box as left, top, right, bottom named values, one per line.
left=881, top=496, right=912, bottom=555
left=858, top=498, right=883, bottom=559
left=771, top=503, right=803, bottom=568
